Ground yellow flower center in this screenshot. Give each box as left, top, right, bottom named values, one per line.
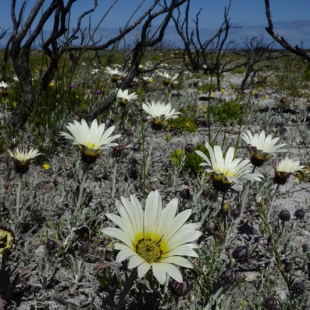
left=136, top=238, right=162, bottom=263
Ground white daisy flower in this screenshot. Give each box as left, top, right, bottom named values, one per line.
left=0, top=81, right=9, bottom=88
left=142, top=100, right=180, bottom=130
left=102, top=190, right=202, bottom=285
left=91, top=69, right=99, bottom=75
left=273, top=158, right=304, bottom=185
left=196, top=142, right=263, bottom=192
left=105, top=67, right=125, bottom=83
left=116, top=89, right=138, bottom=105
left=60, top=119, right=121, bottom=163
left=157, top=71, right=178, bottom=86
left=241, top=130, right=286, bottom=167
left=8, top=147, right=41, bottom=173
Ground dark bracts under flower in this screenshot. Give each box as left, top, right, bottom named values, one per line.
left=79, top=145, right=102, bottom=164
left=13, top=159, right=31, bottom=174
left=246, top=146, right=271, bottom=167
left=117, top=98, right=129, bottom=106
left=273, top=171, right=291, bottom=185
left=151, top=120, right=165, bottom=130
left=211, top=172, right=235, bottom=192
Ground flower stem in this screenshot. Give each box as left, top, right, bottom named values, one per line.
left=219, top=191, right=227, bottom=230
left=16, top=174, right=23, bottom=220
left=77, top=164, right=90, bottom=209
left=111, top=160, right=117, bottom=198
left=116, top=268, right=137, bottom=310
left=258, top=188, right=291, bottom=289
left=140, top=104, right=146, bottom=198
left=267, top=184, right=280, bottom=220
left=200, top=190, right=219, bottom=225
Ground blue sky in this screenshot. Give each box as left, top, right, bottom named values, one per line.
left=0, top=0, right=309, bottom=47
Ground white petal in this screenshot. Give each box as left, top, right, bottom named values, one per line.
left=137, top=262, right=151, bottom=278
left=161, top=256, right=193, bottom=268
left=145, top=190, right=162, bottom=234
left=165, top=244, right=199, bottom=257
left=152, top=262, right=183, bottom=284
left=163, top=209, right=192, bottom=242
left=101, top=227, right=133, bottom=247
left=128, top=255, right=146, bottom=269
left=114, top=244, right=137, bottom=262
left=151, top=263, right=168, bottom=285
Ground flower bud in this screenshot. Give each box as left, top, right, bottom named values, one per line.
left=262, top=296, right=280, bottom=310
left=279, top=209, right=290, bottom=222
left=79, top=242, right=89, bottom=254
left=220, top=269, right=236, bottom=284
left=112, top=146, right=123, bottom=158
left=185, top=143, right=195, bottom=154
left=180, top=188, right=191, bottom=200
left=170, top=277, right=190, bottom=296
left=232, top=245, right=250, bottom=263
left=295, top=208, right=305, bottom=220
left=290, top=281, right=305, bottom=295
left=46, top=239, right=57, bottom=252
left=231, top=208, right=241, bottom=219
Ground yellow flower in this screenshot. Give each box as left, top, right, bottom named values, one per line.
left=222, top=203, right=229, bottom=213
left=49, top=82, right=55, bottom=87
left=42, top=163, right=50, bottom=170
left=13, top=102, right=18, bottom=108
left=264, top=95, right=269, bottom=99
left=0, top=226, right=15, bottom=258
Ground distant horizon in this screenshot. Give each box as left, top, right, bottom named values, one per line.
left=0, top=1, right=309, bottom=49
left=1, top=20, right=309, bottom=50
